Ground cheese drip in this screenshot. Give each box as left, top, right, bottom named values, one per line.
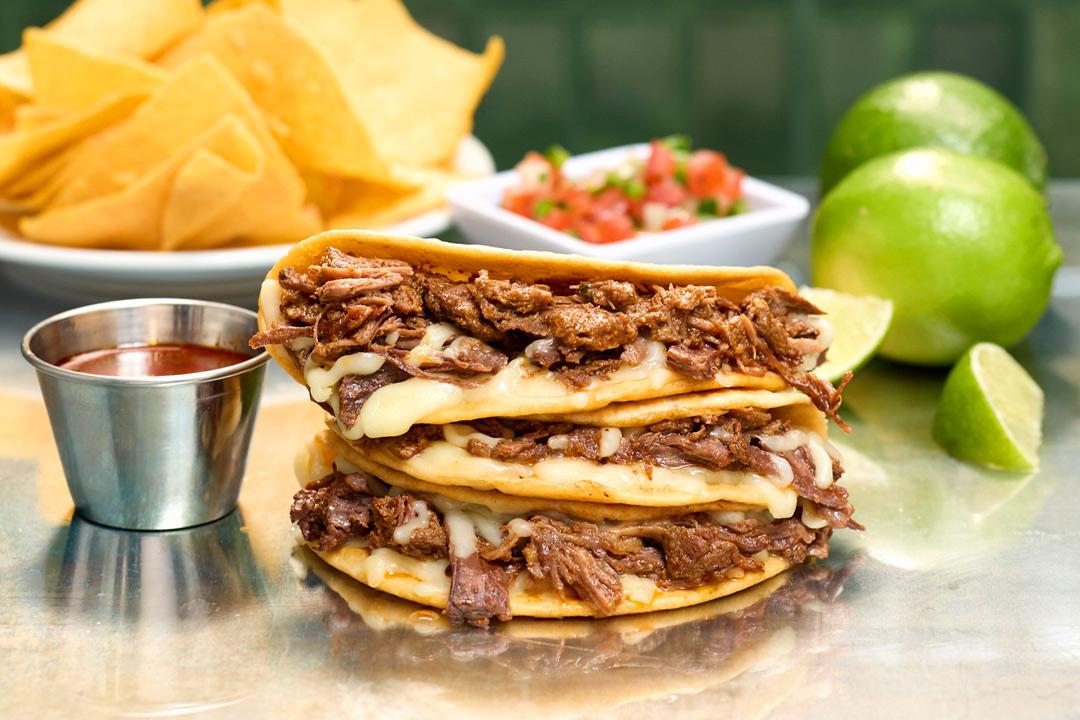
left=426, top=496, right=515, bottom=558
left=305, top=352, right=385, bottom=403
left=757, top=428, right=835, bottom=489
left=392, top=500, right=433, bottom=545
left=259, top=279, right=283, bottom=327
left=403, top=322, right=459, bottom=367
left=351, top=340, right=669, bottom=438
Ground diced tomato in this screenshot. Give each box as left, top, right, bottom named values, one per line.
left=661, top=213, right=696, bottom=231
left=538, top=208, right=574, bottom=232
left=645, top=140, right=677, bottom=184
left=720, top=166, right=745, bottom=201
left=504, top=138, right=745, bottom=244
left=687, top=150, right=729, bottom=197
left=576, top=212, right=636, bottom=244
left=503, top=186, right=541, bottom=218
left=561, top=186, right=592, bottom=215
left=592, top=187, right=630, bottom=214
left=515, top=151, right=560, bottom=192
left=645, top=178, right=688, bottom=207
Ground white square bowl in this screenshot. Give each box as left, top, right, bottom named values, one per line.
left=447, top=143, right=810, bottom=266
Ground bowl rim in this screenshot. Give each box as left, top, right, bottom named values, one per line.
left=446, top=142, right=810, bottom=258
left=21, top=297, right=270, bottom=387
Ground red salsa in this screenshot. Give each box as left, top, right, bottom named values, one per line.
left=56, top=343, right=250, bottom=377
left=501, top=136, right=747, bottom=244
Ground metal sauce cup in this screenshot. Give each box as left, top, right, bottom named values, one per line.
left=22, top=299, right=270, bottom=530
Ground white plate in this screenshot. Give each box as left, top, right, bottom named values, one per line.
left=447, top=143, right=810, bottom=266
left=0, top=136, right=494, bottom=305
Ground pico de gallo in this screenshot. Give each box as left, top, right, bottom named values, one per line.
left=501, top=136, right=747, bottom=244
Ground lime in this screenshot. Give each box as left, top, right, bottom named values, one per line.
left=799, top=286, right=893, bottom=383
left=820, top=71, right=1047, bottom=195
left=932, top=343, right=1043, bottom=470
left=811, top=147, right=1061, bottom=366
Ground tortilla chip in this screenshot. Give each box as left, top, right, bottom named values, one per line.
left=0, top=91, right=146, bottom=188
left=206, top=0, right=281, bottom=15
left=0, top=0, right=203, bottom=98
left=161, top=130, right=264, bottom=250
left=279, top=0, right=503, bottom=166
left=19, top=115, right=258, bottom=249
left=197, top=5, right=388, bottom=182
left=0, top=149, right=72, bottom=210
left=51, top=55, right=309, bottom=235
left=0, top=85, right=24, bottom=133
left=328, top=169, right=457, bottom=229
left=26, top=30, right=165, bottom=111
left=12, top=104, right=69, bottom=132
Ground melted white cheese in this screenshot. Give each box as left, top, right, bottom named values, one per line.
left=708, top=510, right=747, bottom=525
left=425, top=496, right=516, bottom=557
left=259, top=279, right=283, bottom=328
left=757, top=428, right=810, bottom=454
left=808, top=439, right=835, bottom=489
left=523, top=338, right=555, bottom=361
left=391, top=442, right=801, bottom=518
left=807, top=315, right=834, bottom=350
left=598, top=427, right=623, bottom=458
left=621, top=575, right=659, bottom=607
left=352, top=341, right=669, bottom=438
left=442, top=423, right=500, bottom=449
left=349, top=378, right=463, bottom=439
left=362, top=547, right=450, bottom=589
left=800, top=502, right=829, bottom=529
left=305, top=352, right=385, bottom=403
left=742, top=474, right=799, bottom=518
left=757, top=428, right=835, bottom=489
left=288, top=336, right=315, bottom=352
left=768, top=454, right=794, bottom=487
left=392, top=500, right=433, bottom=545
left=403, top=322, right=459, bottom=367
left=547, top=434, right=570, bottom=450
left=507, top=518, right=533, bottom=538
left=442, top=509, right=478, bottom=558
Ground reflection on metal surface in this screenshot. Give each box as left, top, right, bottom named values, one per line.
left=296, top=546, right=860, bottom=719
left=836, top=362, right=1052, bottom=570
left=43, top=511, right=266, bottom=620
left=31, top=512, right=271, bottom=717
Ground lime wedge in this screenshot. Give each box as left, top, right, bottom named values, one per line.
left=799, top=286, right=894, bottom=383
left=932, top=343, right=1043, bottom=470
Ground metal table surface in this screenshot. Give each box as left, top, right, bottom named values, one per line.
left=2, top=182, right=1079, bottom=719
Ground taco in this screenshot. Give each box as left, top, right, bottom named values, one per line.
left=251, top=230, right=846, bottom=438
left=291, top=430, right=842, bottom=626
left=340, top=388, right=860, bottom=522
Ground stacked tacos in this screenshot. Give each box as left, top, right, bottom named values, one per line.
left=254, top=230, right=860, bottom=625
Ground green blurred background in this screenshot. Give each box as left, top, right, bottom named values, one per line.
left=3, top=0, right=1078, bottom=177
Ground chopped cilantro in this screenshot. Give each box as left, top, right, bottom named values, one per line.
left=534, top=197, right=555, bottom=218
left=544, top=144, right=570, bottom=168
left=729, top=197, right=748, bottom=215
left=660, top=134, right=692, bottom=153
left=623, top=178, right=645, bottom=200
left=674, top=161, right=688, bottom=185
left=697, top=197, right=719, bottom=216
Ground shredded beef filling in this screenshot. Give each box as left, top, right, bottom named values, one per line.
left=360, top=411, right=861, bottom=532
left=291, top=470, right=837, bottom=627
left=250, top=248, right=847, bottom=425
